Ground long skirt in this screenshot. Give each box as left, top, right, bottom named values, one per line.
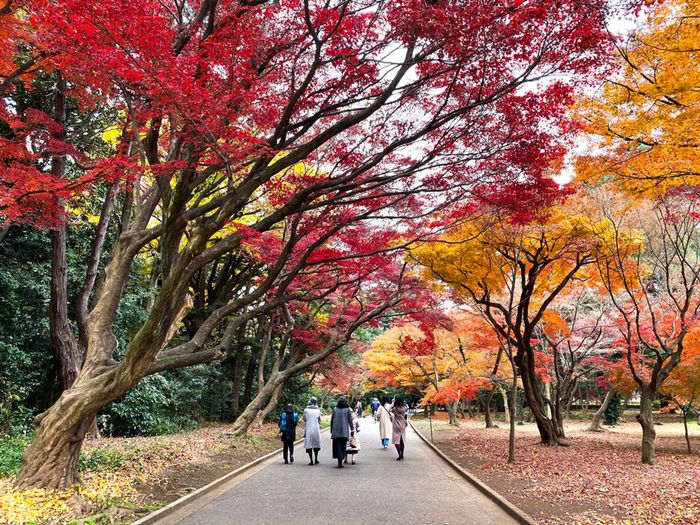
left=332, top=437, right=348, bottom=460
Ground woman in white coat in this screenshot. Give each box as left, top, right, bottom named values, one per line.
left=303, top=397, right=322, bottom=465
left=376, top=396, right=392, bottom=449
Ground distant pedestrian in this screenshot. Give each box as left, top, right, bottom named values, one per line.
left=377, top=396, right=392, bottom=449
left=279, top=403, right=299, bottom=464
left=303, top=397, right=322, bottom=465
left=331, top=396, right=354, bottom=468
left=355, top=399, right=363, bottom=418
left=391, top=396, right=409, bottom=460
left=345, top=411, right=361, bottom=465
left=371, top=397, right=380, bottom=419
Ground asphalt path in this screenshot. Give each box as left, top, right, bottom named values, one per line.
left=170, top=416, right=518, bottom=525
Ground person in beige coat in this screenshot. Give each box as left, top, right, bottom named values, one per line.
left=391, top=396, right=409, bottom=460
left=377, top=396, right=392, bottom=449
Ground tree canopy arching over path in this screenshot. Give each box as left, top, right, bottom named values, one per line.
left=1, top=0, right=610, bottom=490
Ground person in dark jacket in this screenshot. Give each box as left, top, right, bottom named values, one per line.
left=330, top=396, right=354, bottom=468
left=279, top=403, right=299, bottom=464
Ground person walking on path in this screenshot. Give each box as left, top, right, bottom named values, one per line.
left=377, top=396, right=392, bottom=449
left=371, top=397, right=380, bottom=420
left=344, top=410, right=361, bottom=465
left=355, top=399, right=363, bottom=418
left=303, top=397, right=322, bottom=465
left=279, top=403, right=299, bottom=464
left=330, top=396, right=354, bottom=468
left=391, top=396, right=409, bottom=460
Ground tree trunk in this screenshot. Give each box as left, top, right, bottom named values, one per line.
left=552, top=389, right=566, bottom=439
left=15, top=369, right=122, bottom=489
left=543, top=382, right=552, bottom=419
left=587, top=389, right=614, bottom=432
left=515, top=388, right=524, bottom=425
left=447, top=400, right=459, bottom=426
left=232, top=375, right=284, bottom=436
left=465, top=399, right=475, bottom=418
left=500, top=385, right=510, bottom=424
left=241, top=348, right=258, bottom=409
left=564, top=391, right=574, bottom=420
left=681, top=407, right=692, bottom=455
left=517, top=352, right=564, bottom=445
left=49, top=73, right=83, bottom=395
left=483, top=389, right=495, bottom=428
left=50, top=227, right=83, bottom=392
left=508, top=372, right=517, bottom=463
left=229, top=325, right=247, bottom=419
left=230, top=349, right=245, bottom=419
left=637, top=387, right=657, bottom=465
left=254, top=382, right=283, bottom=426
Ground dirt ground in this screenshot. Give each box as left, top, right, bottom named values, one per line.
left=126, top=424, right=282, bottom=510
left=411, top=413, right=700, bottom=525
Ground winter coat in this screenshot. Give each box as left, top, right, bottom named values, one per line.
left=330, top=406, right=354, bottom=439
left=391, top=404, right=408, bottom=445
left=377, top=403, right=392, bottom=440
left=303, top=406, right=322, bottom=450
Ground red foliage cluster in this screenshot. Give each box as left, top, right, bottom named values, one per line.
left=1, top=0, right=611, bottom=231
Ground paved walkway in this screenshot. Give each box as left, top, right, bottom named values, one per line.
left=170, top=417, right=518, bottom=525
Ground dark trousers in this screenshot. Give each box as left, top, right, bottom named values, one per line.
left=283, top=439, right=294, bottom=462
left=332, top=437, right=348, bottom=465
left=395, top=437, right=405, bottom=458
left=306, top=447, right=320, bottom=463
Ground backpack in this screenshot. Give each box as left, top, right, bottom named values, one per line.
left=279, top=412, right=298, bottom=432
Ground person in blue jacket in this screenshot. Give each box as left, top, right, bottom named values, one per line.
left=279, top=403, right=299, bottom=464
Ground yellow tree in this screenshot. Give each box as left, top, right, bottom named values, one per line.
left=577, top=0, right=699, bottom=194
left=411, top=201, right=601, bottom=445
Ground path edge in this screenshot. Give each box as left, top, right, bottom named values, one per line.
left=131, top=433, right=311, bottom=525
left=409, top=419, right=538, bottom=525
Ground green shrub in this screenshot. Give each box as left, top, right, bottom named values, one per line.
left=99, top=369, right=222, bottom=437
left=0, top=434, right=30, bottom=477
left=79, top=448, right=125, bottom=472
left=604, top=392, right=624, bottom=426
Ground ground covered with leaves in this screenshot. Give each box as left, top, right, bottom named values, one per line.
left=0, top=424, right=280, bottom=524
left=412, top=415, right=699, bottom=525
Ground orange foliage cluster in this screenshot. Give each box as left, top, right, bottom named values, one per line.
left=363, top=311, right=507, bottom=405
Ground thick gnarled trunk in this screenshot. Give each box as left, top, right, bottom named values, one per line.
left=15, top=372, right=119, bottom=489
